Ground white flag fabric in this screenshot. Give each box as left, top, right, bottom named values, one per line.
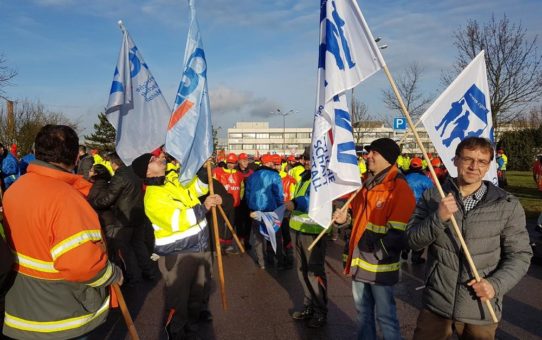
left=106, top=22, right=171, bottom=165
left=165, top=0, right=213, bottom=185
left=309, top=0, right=385, bottom=228
left=420, top=51, right=498, bottom=184
left=252, top=205, right=285, bottom=254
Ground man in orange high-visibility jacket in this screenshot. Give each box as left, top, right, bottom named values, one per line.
left=2, top=125, right=123, bottom=340
left=334, top=138, right=415, bottom=340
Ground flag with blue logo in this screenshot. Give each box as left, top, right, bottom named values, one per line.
left=309, top=0, right=386, bottom=228
left=252, top=205, right=285, bottom=254
left=106, top=22, right=171, bottom=165
left=165, top=0, right=213, bottom=185
left=420, top=51, right=498, bottom=184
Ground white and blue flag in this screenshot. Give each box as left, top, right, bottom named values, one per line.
left=309, top=0, right=386, bottom=228
left=106, top=21, right=171, bottom=165
left=420, top=51, right=498, bottom=184
left=165, top=0, right=213, bottom=185
left=252, top=205, right=286, bottom=254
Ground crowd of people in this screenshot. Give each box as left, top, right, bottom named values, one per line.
left=0, top=124, right=536, bottom=340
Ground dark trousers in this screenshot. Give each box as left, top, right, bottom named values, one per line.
left=131, top=224, right=158, bottom=278
left=413, top=309, right=498, bottom=340
left=104, top=225, right=141, bottom=282
left=236, top=199, right=251, bottom=245
left=294, top=231, right=328, bottom=315
left=159, top=251, right=212, bottom=338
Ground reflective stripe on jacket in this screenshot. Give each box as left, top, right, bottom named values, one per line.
left=2, top=161, right=116, bottom=339
left=345, top=166, right=416, bottom=285
left=289, top=173, right=329, bottom=235
left=144, top=177, right=210, bottom=255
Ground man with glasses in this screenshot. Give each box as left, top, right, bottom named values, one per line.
left=407, top=137, right=532, bottom=339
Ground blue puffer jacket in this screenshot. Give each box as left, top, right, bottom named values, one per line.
left=245, top=166, right=284, bottom=212
left=406, top=170, right=434, bottom=201
left=2, top=152, right=20, bottom=189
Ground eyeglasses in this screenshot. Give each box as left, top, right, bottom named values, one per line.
left=458, top=156, right=491, bottom=167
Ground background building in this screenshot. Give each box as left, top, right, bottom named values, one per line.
left=226, top=121, right=436, bottom=156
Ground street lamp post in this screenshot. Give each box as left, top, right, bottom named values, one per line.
left=273, top=108, right=295, bottom=154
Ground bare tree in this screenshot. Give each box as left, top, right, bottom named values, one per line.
left=350, top=91, right=371, bottom=144
left=0, top=54, right=17, bottom=100
left=0, top=99, right=78, bottom=155
left=382, top=62, right=433, bottom=121
left=444, top=15, right=542, bottom=127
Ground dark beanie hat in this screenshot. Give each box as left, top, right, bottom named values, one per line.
left=365, top=138, right=401, bottom=165
left=131, top=153, right=152, bottom=179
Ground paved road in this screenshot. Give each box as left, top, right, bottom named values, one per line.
left=92, top=223, right=542, bottom=340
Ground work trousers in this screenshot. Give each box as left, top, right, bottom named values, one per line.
left=104, top=225, right=141, bottom=282
left=294, top=231, right=328, bottom=315
left=413, top=309, right=498, bottom=340
left=158, top=251, right=212, bottom=337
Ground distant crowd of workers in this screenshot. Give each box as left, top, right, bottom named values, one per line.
left=0, top=127, right=535, bottom=340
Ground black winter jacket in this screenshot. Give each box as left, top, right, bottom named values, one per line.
left=89, top=165, right=145, bottom=227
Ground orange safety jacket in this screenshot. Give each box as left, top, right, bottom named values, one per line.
left=345, top=166, right=415, bottom=285
left=213, top=167, right=244, bottom=207
left=279, top=171, right=297, bottom=202
left=2, top=161, right=119, bottom=339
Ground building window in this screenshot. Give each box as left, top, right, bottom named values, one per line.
left=256, top=144, right=269, bottom=150
left=242, top=144, right=254, bottom=150
left=229, top=144, right=242, bottom=150
left=243, top=133, right=256, bottom=139
left=269, top=133, right=282, bottom=139
left=270, top=144, right=283, bottom=150
left=256, top=133, right=269, bottom=139
left=284, top=133, right=296, bottom=139
left=229, top=133, right=242, bottom=139
left=296, top=132, right=310, bottom=139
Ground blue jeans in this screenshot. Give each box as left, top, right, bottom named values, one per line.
left=352, top=281, right=401, bottom=340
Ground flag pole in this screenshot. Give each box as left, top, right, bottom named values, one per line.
left=206, top=162, right=228, bottom=310
left=112, top=284, right=140, bottom=340
left=398, top=117, right=423, bottom=145
left=217, top=205, right=246, bottom=253
left=98, top=230, right=140, bottom=339
left=381, top=64, right=498, bottom=323
left=307, top=186, right=362, bottom=252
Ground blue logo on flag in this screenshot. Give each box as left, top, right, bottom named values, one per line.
left=435, top=84, right=493, bottom=147
left=319, top=0, right=356, bottom=72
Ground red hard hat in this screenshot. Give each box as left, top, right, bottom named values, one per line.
left=431, top=157, right=442, bottom=167
left=287, top=155, right=296, bottom=162
left=261, top=154, right=273, bottom=164
left=410, top=157, right=423, bottom=169
left=271, top=154, right=282, bottom=165
left=226, top=153, right=238, bottom=163
left=238, top=153, right=248, bottom=160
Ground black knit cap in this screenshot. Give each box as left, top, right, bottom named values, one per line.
left=365, top=138, right=401, bottom=165
left=131, top=153, right=152, bottom=179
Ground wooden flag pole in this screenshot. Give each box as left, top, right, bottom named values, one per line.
left=217, top=204, right=246, bottom=253
left=381, top=64, right=498, bottom=323
left=112, top=284, right=140, bottom=340
left=97, top=231, right=140, bottom=339
left=206, top=162, right=228, bottom=310
left=307, top=186, right=362, bottom=252
left=398, top=117, right=423, bottom=145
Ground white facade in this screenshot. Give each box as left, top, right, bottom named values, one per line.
left=226, top=121, right=437, bottom=156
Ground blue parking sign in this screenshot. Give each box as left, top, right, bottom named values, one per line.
left=393, top=117, right=407, bottom=130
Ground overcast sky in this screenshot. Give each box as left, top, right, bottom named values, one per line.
left=1, top=0, right=540, bottom=137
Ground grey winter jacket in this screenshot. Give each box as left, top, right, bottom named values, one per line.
left=407, top=178, right=532, bottom=324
